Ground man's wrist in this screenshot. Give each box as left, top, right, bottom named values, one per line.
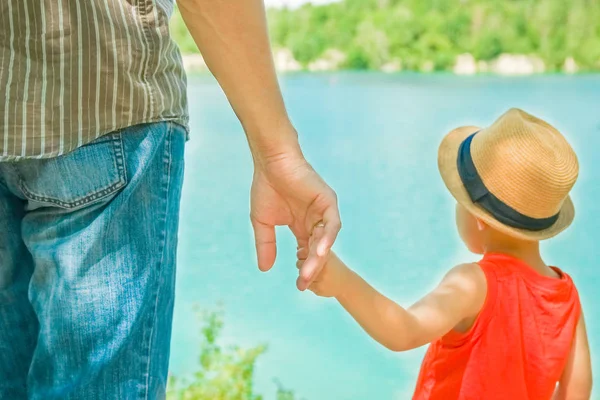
left=251, top=140, right=303, bottom=169
left=245, top=116, right=300, bottom=159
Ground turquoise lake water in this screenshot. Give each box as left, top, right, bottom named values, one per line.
left=170, top=73, right=600, bottom=399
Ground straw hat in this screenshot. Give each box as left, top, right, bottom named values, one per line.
left=438, top=108, right=578, bottom=241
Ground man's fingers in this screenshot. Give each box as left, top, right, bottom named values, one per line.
left=317, top=206, right=341, bottom=257
left=251, top=219, right=277, bottom=272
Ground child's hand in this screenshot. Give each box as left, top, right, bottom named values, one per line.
left=296, top=225, right=349, bottom=298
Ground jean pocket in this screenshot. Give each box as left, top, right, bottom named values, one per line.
left=14, top=133, right=128, bottom=210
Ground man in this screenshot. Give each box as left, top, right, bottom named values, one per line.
left=0, top=0, right=340, bottom=398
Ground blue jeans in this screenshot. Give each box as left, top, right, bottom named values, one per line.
left=0, top=122, right=186, bottom=399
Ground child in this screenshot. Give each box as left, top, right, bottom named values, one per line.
left=297, top=109, right=592, bottom=399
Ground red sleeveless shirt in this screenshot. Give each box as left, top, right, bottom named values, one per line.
left=413, top=253, right=581, bottom=400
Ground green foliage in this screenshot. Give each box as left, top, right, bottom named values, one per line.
left=169, top=0, right=600, bottom=71
left=167, top=308, right=298, bottom=400
left=274, top=380, right=298, bottom=400
left=169, top=8, right=198, bottom=55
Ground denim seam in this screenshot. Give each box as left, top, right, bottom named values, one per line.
left=15, top=133, right=128, bottom=209
left=143, top=123, right=173, bottom=400
left=113, top=131, right=129, bottom=185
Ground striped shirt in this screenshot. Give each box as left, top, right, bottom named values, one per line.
left=0, top=0, right=188, bottom=160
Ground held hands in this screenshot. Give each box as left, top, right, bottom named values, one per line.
left=296, top=225, right=349, bottom=298
left=249, top=129, right=341, bottom=291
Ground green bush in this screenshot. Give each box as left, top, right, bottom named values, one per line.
left=167, top=308, right=298, bottom=400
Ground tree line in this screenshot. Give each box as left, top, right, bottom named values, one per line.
left=170, top=0, right=600, bottom=72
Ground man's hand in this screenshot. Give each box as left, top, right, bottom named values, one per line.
left=251, top=141, right=340, bottom=291
left=179, top=0, right=341, bottom=289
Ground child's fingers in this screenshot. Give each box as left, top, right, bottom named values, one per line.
left=297, top=225, right=326, bottom=291
left=296, top=259, right=304, bottom=270
left=296, top=257, right=319, bottom=290
left=296, top=247, right=309, bottom=261
left=296, top=238, right=308, bottom=251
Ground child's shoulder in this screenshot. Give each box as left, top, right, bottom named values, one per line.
left=439, top=262, right=488, bottom=309
left=443, top=262, right=487, bottom=292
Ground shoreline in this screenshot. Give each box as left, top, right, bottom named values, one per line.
left=181, top=51, right=590, bottom=76
left=183, top=69, right=600, bottom=77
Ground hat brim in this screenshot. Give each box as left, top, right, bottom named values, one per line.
left=438, top=125, right=575, bottom=241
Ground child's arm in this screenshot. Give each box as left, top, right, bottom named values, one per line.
left=553, top=312, right=593, bottom=400
left=298, top=250, right=487, bottom=351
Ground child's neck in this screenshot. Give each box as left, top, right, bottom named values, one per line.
left=484, top=238, right=558, bottom=278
